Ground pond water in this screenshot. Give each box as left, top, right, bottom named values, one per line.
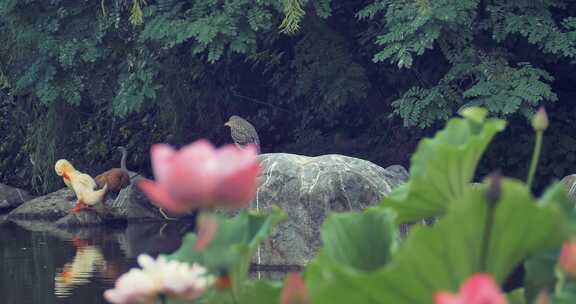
left=0, top=217, right=297, bottom=304
left=0, top=219, right=197, bottom=304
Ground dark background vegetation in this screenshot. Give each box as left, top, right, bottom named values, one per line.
left=0, top=0, right=575, bottom=195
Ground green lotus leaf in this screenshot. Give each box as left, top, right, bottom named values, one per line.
left=166, top=206, right=287, bottom=297
left=380, top=106, right=506, bottom=223
left=308, top=179, right=564, bottom=304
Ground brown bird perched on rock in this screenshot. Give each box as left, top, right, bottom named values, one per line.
left=95, top=146, right=130, bottom=194
left=224, top=115, right=261, bottom=153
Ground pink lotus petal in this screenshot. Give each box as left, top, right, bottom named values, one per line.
left=151, top=144, right=177, bottom=184
left=280, top=272, right=310, bottom=304
left=434, top=292, right=463, bottom=304
left=137, top=179, right=191, bottom=215
left=167, top=140, right=219, bottom=204
left=176, top=140, right=217, bottom=170
left=141, top=139, right=260, bottom=213
left=214, top=144, right=260, bottom=208
left=220, top=144, right=258, bottom=165
left=434, top=273, right=507, bottom=304
left=214, top=144, right=255, bottom=175
left=216, top=162, right=260, bottom=209
left=169, top=158, right=219, bottom=205
left=461, top=274, right=507, bottom=304
left=560, top=240, right=576, bottom=278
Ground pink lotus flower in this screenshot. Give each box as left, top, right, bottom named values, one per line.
left=280, top=272, right=310, bottom=304
left=434, top=273, right=507, bottom=304
left=560, top=240, right=576, bottom=278
left=137, top=139, right=260, bottom=214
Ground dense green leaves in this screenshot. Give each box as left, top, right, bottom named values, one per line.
left=380, top=107, right=506, bottom=223
left=366, top=0, right=479, bottom=69
left=358, top=0, right=573, bottom=127
left=236, top=280, right=283, bottom=304
left=0, top=0, right=575, bottom=201
left=507, top=289, right=527, bottom=304
left=306, top=179, right=565, bottom=304
left=185, top=280, right=283, bottom=304
left=524, top=249, right=558, bottom=301
left=554, top=280, right=576, bottom=304
left=523, top=182, right=576, bottom=302
left=167, top=207, right=287, bottom=296
left=1, top=1, right=575, bottom=300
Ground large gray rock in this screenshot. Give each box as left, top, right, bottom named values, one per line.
left=0, top=183, right=33, bottom=212
left=251, top=153, right=408, bottom=266
left=561, top=174, right=576, bottom=202
left=7, top=172, right=195, bottom=227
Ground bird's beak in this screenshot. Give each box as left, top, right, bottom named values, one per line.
left=224, top=121, right=230, bottom=127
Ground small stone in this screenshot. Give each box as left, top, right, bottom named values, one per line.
left=0, top=183, right=33, bottom=212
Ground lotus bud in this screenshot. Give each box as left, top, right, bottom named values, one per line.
left=485, top=171, right=502, bottom=205
left=532, top=106, right=549, bottom=132
left=560, top=240, right=576, bottom=279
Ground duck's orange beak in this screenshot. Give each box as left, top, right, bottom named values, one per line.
left=63, top=171, right=70, bottom=181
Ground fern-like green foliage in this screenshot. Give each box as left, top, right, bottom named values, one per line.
left=358, top=0, right=575, bottom=127
left=488, top=0, right=576, bottom=58
left=1, top=0, right=576, bottom=194
left=138, top=0, right=331, bottom=63
left=279, top=0, right=306, bottom=34
left=392, top=55, right=557, bottom=127
left=129, top=0, right=147, bottom=25
left=112, top=52, right=162, bottom=117
left=358, top=0, right=479, bottom=69
left=0, top=0, right=118, bottom=108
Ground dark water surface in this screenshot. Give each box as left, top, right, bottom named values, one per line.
left=0, top=219, right=196, bottom=304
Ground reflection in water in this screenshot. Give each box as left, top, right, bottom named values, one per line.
left=54, top=243, right=106, bottom=298
left=0, top=218, right=294, bottom=304
left=0, top=220, right=195, bottom=304
left=121, top=221, right=195, bottom=258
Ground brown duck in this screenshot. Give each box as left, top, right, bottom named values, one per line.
left=95, top=146, right=130, bottom=194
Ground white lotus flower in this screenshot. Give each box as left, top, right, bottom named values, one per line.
left=104, top=254, right=214, bottom=304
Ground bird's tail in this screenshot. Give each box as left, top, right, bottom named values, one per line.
left=85, top=183, right=108, bottom=205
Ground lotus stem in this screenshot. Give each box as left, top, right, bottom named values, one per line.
left=527, top=131, right=543, bottom=189
left=480, top=190, right=496, bottom=272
